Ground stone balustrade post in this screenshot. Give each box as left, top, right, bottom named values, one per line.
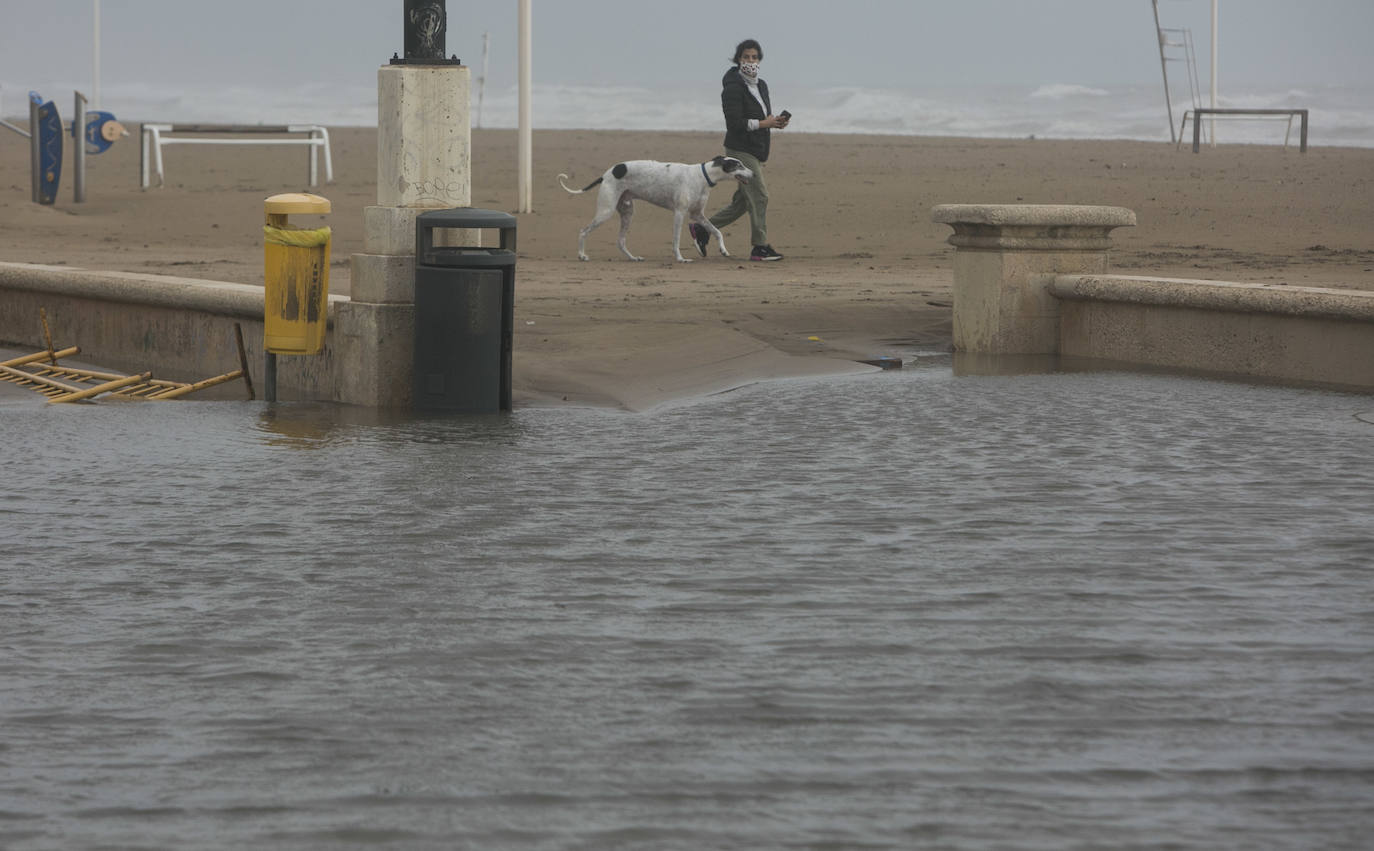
left=932, top=204, right=1136, bottom=355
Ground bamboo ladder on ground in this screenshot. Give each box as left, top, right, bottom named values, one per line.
left=0, top=309, right=255, bottom=403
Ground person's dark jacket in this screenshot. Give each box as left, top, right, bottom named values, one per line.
left=720, top=66, right=772, bottom=162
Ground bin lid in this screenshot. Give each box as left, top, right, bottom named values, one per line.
left=265, top=193, right=332, bottom=215
left=416, top=207, right=517, bottom=230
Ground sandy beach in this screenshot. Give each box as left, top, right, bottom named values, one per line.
left=3, top=127, right=1372, bottom=406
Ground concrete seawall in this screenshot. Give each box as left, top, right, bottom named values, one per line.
left=8, top=232, right=1374, bottom=402
left=1050, top=274, right=1374, bottom=391
left=934, top=204, right=1374, bottom=394
left=0, top=262, right=341, bottom=400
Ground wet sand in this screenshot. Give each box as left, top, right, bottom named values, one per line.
left=2, top=127, right=1371, bottom=406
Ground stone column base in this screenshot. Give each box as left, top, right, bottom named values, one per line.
left=932, top=204, right=1136, bottom=355
left=332, top=301, right=415, bottom=407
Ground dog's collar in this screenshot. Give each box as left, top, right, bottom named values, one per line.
left=700, top=162, right=716, bottom=188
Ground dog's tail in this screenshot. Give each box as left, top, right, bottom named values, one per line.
left=558, top=173, right=603, bottom=194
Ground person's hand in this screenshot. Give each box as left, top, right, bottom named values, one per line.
left=763, top=114, right=788, bottom=130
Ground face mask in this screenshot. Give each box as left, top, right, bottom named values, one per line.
left=739, top=62, right=760, bottom=79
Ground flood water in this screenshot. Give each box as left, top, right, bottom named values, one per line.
left=3, top=361, right=1373, bottom=850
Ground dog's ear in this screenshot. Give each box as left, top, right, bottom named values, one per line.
left=711, top=155, right=726, bottom=166
left=721, top=158, right=739, bottom=172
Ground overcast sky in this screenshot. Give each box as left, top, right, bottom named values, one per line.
left=4, top=0, right=1373, bottom=106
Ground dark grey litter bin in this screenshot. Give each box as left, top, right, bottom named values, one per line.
left=413, top=208, right=516, bottom=412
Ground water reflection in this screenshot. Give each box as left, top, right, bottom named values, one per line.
left=254, top=401, right=537, bottom=451
left=954, top=349, right=1374, bottom=396
left=255, top=402, right=354, bottom=449
left=953, top=351, right=1061, bottom=376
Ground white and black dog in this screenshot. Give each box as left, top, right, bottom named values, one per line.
left=557, top=156, right=753, bottom=262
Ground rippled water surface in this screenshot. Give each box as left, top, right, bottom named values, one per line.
left=3, top=364, right=1373, bottom=850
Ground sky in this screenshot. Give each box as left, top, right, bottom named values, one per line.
left=3, top=0, right=1373, bottom=113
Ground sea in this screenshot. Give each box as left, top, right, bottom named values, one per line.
left=3, top=360, right=1374, bottom=849
left=4, top=79, right=1374, bottom=147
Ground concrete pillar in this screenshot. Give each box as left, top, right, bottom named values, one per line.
left=931, top=204, right=1135, bottom=355
left=335, top=62, right=471, bottom=407
left=376, top=65, right=472, bottom=208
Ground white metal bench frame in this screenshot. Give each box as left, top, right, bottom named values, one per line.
left=140, top=123, right=334, bottom=189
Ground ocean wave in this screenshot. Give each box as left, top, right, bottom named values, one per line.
left=6, top=78, right=1370, bottom=147
left=1029, top=83, right=1111, bottom=100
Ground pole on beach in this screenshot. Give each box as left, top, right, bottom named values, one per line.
left=92, top=0, right=101, bottom=110
left=518, top=0, right=532, bottom=213
left=1210, top=0, right=1218, bottom=146
left=29, top=97, right=42, bottom=204
left=74, top=91, right=87, bottom=203
left=477, top=32, right=489, bottom=130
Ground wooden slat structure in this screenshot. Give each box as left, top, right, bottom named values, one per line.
left=1, top=310, right=254, bottom=404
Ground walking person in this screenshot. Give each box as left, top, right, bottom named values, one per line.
left=691, top=39, right=789, bottom=261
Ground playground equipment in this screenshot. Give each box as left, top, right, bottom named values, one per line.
left=1152, top=2, right=1310, bottom=153
left=1180, top=108, right=1309, bottom=153
left=1152, top=0, right=1206, bottom=145
left=31, top=93, right=63, bottom=204
left=0, top=87, right=126, bottom=204
left=140, top=123, right=333, bottom=190
left=71, top=90, right=125, bottom=201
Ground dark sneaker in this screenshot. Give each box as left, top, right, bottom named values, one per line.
left=689, top=223, right=709, bottom=258
left=750, top=244, right=783, bottom=261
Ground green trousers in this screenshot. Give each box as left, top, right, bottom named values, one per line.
left=708, top=150, right=768, bottom=248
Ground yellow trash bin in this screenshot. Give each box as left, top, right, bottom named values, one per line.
left=263, top=193, right=332, bottom=355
